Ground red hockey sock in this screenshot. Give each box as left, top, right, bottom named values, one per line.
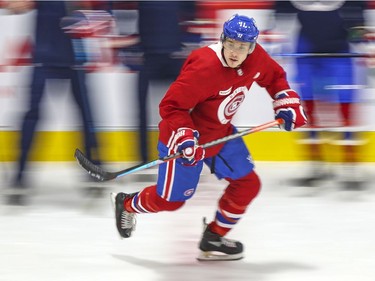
left=124, top=185, right=185, bottom=213
left=340, top=103, right=352, bottom=127
left=303, top=100, right=315, bottom=127
left=209, top=171, right=261, bottom=236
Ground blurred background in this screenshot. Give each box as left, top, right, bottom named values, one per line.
left=1, top=1, right=375, bottom=280
left=1, top=0, right=375, bottom=194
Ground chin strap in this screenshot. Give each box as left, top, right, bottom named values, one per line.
left=248, top=42, right=256, bottom=54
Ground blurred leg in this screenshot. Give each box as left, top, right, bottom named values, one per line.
left=70, top=68, right=100, bottom=164
left=15, top=67, right=47, bottom=185
left=137, top=62, right=151, bottom=163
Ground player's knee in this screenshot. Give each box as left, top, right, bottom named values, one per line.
left=227, top=170, right=261, bottom=206
left=242, top=170, right=261, bottom=200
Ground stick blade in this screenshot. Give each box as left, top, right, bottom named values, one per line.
left=74, top=148, right=115, bottom=181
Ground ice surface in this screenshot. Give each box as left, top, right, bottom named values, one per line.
left=1, top=162, right=375, bottom=281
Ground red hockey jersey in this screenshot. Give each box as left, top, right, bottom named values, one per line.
left=159, top=42, right=291, bottom=157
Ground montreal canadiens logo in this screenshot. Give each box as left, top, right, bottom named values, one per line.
left=184, top=188, right=195, bottom=197
left=217, top=86, right=248, bottom=124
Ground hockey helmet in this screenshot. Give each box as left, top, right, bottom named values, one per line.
left=222, top=14, right=259, bottom=43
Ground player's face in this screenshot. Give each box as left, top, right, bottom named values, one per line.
left=222, top=39, right=251, bottom=68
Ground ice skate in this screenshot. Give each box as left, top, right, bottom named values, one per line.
left=289, top=168, right=332, bottom=188
left=110, top=192, right=136, bottom=238
left=197, top=218, right=244, bottom=261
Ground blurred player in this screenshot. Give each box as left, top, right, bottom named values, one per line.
left=111, top=14, right=307, bottom=261
left=274, top=1, right=367, bottom=188
left=136, top=1, right=199, bottom=163
left=5, top=0, right=112, bottom=205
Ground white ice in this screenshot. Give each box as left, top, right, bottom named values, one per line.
left=1, top=162, right=375, bottom=281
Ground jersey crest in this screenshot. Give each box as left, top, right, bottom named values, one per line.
left=217, top=86, right=249, bottom=124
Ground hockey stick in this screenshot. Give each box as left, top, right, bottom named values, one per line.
left=74, top=119, right=283, bottom=181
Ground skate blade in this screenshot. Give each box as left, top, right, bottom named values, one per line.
left=109, top=192, right=124, bottom=240
left=110, top=192, right=117, bottom=208
left=197, top=251, right=244, bottom=261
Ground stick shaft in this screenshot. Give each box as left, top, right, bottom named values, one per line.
left=201, top=119, right=282, bottom=150
left=115, top=119, right=282, bottom=178
left=75, top=119, right=282, bottom=181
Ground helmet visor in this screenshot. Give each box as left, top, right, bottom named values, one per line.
left=223, top=39, right=256, bottom=54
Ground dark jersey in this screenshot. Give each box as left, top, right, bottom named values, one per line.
left=32, top=1, right=75, bottom=66
left=32, top=1, right=113, bottom=66
left=275, top=0, right=366, bottom=53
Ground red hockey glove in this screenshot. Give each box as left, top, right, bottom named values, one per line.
left=273, top=90, right=308, bottom=131
left=173, top=128, right=205, bottom=166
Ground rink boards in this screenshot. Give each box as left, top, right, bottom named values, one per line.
left=1, top=7, right=375, bottom=162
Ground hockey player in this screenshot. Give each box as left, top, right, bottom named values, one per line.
left=274, top=1, right=367, bottom=188
left=5, top=1, right=110, bottom=205
left=111, top=14, right=307, bottom=261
